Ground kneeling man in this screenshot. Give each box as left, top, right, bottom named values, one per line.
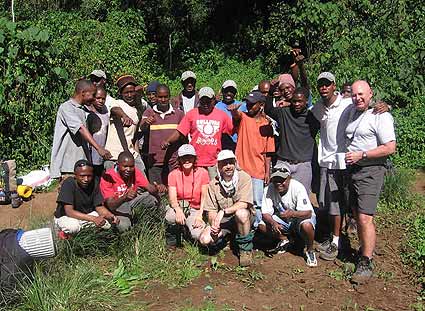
left=199, top=150, right=254, bottom=267
left=100, top=151, right=160, bottom=232
left=54, top=160, right=119, bottom=235
left=258, top=166, right=317, bottom=267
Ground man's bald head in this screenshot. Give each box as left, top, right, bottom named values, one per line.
left=258, top=80, right=271, bottom=97
left=352, top=80, right=373, bottom=111
left=74, top=79, right=96, bottom=105
left=75, top=79, right=95, bottom=94
left=117, top=151, right=134, bottom=164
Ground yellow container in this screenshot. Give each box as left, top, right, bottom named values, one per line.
left=17, top=185, right=33, bottom=199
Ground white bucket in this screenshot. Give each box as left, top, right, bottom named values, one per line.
left=18, top=228, right=56, bottom=258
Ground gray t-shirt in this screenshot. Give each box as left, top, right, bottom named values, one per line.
left=345, top=108, right=396, bottom=166
left=50, top=98, right=88, bottom=178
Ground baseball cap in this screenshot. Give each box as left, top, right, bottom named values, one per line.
left=245, top=92, right=266, bottom=104
left=178, top=144, right=196, bottom=157
left=146, top=80, right=160, bottom=93
left=198, top=86, right=215, bottom=99
left=89, top=69, right=106, bottom=79
left=222, top=80, right=237, bottom=90
left=317, top=72, right=336, bottom=83
left=270, top=166, right=291, bottom=180
left=116, top=75, right=137, bottom=91
left=181, top=71, right=196, bottom=81
left=217, top=149, right=236, bottom=162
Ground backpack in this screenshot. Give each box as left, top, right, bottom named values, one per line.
left=0, top=160, right=17, bottom=205
left=0, top=229, right=34, bottom=293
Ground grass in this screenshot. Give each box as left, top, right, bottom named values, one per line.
left=3, top=166, right=425, bottom=310
left=3, top=199, right=209, bottom=311
left=377, top=167, right=425, bottom=300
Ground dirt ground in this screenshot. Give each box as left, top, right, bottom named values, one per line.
left=1, top=171, right=424, bottom=310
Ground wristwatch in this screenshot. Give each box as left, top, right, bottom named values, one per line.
left=362, top=151, right=367, bottom=160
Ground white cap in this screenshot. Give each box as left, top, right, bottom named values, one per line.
left=181, top=70, right=196, bottom=81
left=90, top=69, right=106, bottom=79
left=317, top=72, right=336, bottom=83
left=217, top=149, right=236, bottom=162
left=178, top=144, right=196, bottom=157
left=222, top=80, right=237, bottom=90
left=198, top=86, right=215, bottom=99
left=18, top=228, right=56, bottom=258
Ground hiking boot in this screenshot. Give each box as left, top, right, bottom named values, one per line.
left=239, top=250, right=253, bottom=267
left=10, top=192, right=23, bottom=209
left=270, top=239, right=291, bottom=254
left=305, top=250, right=318, bottom=267
left=351, top=256, right=373, bottom=284
left=346, top=218, right=358, bottom=236
left=316, top=239, right=330, bottom=253
left=319, top=242, right=338, bottom=261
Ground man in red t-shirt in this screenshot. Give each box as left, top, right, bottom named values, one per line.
left=161, top=87, right=233, bottom=179
left=100, top=151, right=161, bottom=232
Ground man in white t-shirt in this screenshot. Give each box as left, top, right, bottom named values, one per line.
left=104, top=75, right=145, bottom=173
left=258, top=166, right=317, bottom=267
left=171, top=71, right=199, bottom=114
left=312, top=73, right=389, bottom=262
left=344, top=80, right=396, bottom=284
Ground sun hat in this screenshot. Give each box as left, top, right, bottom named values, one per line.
left=178, top=144, right=197, bottom=157
left=181, top=71, right=196, bottom=81
left=217, top=149, right=236, bottom=162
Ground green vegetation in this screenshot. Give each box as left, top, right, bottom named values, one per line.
left=0, top=0, right=423, bottom=170
left=0, top=0, right=424, bottom=309
left=3, top=204, right=208, bottom=310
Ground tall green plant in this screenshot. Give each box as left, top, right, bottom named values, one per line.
left=0, top=18, right=68, bottom=169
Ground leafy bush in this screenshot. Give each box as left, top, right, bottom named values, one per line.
left=166, top=48, right=269, bottom=99
left=31, top=9, right=159, bottom=95
left=392, top=96, right=425, bottom=168
left=263, top=0, right=424, bottom=106
left=0, top=17, right=68, bottom=169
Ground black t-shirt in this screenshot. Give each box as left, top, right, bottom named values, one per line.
left=265, top=98, right=320, bottom=162
left=54, top=177, right=104, bottom=218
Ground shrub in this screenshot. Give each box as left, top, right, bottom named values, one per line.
left=391, top=96, right=425, bottom=168
left=263, top=0, right=424, bottom=107
left=0, top=17, right=68, bottom=170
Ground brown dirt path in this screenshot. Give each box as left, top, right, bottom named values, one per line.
left=0, top=172, right=423, bottom=310
left=134, top=224, right=419, bottom=311
left=0, top=189, right=57, bottom=230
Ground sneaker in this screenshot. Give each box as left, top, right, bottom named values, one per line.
left=57, top=230, right=70, bottom=240
left=305, top=250, right=318, bottom=267
left=271, top=239, right=291, bottom=254
left=239, top=250, right=253, bottom=267
left=316, top=239, right=330, bottom=253
left=319, top=242, right=338, bottom=261
left=351, top=256, right=373, bottom=284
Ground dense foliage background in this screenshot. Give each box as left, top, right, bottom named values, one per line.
left=0, top=0, right=424, bottom=169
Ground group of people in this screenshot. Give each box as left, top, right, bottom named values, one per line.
left=50, top=55, right=396, bottom=284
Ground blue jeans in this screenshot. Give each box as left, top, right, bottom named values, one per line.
left=252, top=177, right=264, bottom=228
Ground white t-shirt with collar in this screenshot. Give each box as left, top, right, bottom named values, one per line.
left=345, top=107, right=396, bottom=166
left=311, top=94, right=353, bottom=170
